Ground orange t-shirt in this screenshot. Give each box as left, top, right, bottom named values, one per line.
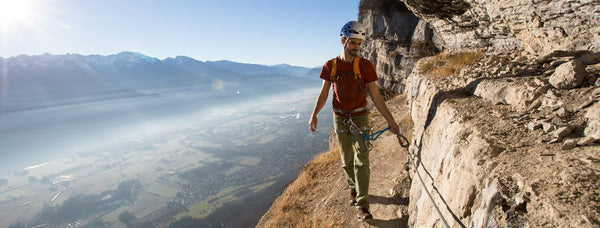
left=319, top=56, right=378, bottom=114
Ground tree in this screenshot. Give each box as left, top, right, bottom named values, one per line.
left=118, top=211, right=137, bottom=226
left=113, top=179, right=142, bottom=203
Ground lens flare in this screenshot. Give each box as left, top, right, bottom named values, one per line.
left=0, top=0, right=33, bottom=27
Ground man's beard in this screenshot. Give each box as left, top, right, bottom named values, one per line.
left=347, top=49, right=359, bottom=57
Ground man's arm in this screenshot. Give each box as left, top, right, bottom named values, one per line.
left=309, top=80, right=331, bottom=132
left=366, top=82, right=399, bottom=134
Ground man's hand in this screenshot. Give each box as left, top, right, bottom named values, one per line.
left=367, top=82, right=400, bottom=136
left=309, top=115, right=318, bottom=132
left=308, top=80, right=330, bottom=133
left=388, top=121, right=400, bottom=135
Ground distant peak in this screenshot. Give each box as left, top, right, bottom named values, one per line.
left=173, top=55, right=195, bottom=61
left=271, top=63, right=292, bottom=68
left=164, top=55, right=202, bottom=65
left=112, top=51, right=159, bottom=62
left=115, top=51, right=149, bottom=57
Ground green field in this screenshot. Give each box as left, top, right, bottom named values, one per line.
left=225, top=165, right=246, bottom=175
left=187, top=140, right=221, bottom=148
left=236, top=156, right=261, bottom=166
left=174, top=185, right=243, bottom=220
left=250, top=180, right=276, bottom=192
left=146, top=182, right=179, bottom=198
left=101, top=205, right=129, bottom=225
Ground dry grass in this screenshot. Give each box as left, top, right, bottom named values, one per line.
left=418, top=51, right=483, bottom=78
left=259, top=149, right=340, bottom=228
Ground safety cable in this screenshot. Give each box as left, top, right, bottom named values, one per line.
left=351, top=120, right=459, bottom=227
left=407, top=151, right=451, bottom=228
left=404, top=139, right=467, bottom=228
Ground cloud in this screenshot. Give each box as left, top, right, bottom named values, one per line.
left=211, top=79, right=224, bottom=91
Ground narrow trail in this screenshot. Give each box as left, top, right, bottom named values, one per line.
left=257, top=94, right=413, bottom=227
left=314, top=95, right=412, bottom=227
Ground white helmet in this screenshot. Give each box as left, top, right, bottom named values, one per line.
left=340, top=21, right=366, bottom=40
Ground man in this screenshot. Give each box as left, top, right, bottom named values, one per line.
left=308, top=21, right=399, bottom=221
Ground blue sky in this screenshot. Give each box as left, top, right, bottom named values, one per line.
left=0, top=0, right=360, bottom=67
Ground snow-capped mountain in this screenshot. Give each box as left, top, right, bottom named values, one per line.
left=0, top=52, right=319, bottom=112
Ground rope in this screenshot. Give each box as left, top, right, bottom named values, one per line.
left=363, top=126, right=409, bottom=148
left=364, top=127, right=389, bottom=140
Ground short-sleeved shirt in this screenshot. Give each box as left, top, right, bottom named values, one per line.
left=319, top=56, right=378, bottom=114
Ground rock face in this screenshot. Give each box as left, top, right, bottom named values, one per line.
left=358, top=1, right=440, bottom=93
left=359, top=0, right=600, bottom=91
left=402, top=0, right=600, bottom=56
left=406, top=52, right=599, bottom=227
left=358, top=0, right=600, bottom=227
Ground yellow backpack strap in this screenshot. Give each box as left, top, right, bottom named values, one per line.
left=329, top=58, right=337, bottom=81
left=353, top=57, right=364, bottom=91
left=353, top=56, right=361, bottom=79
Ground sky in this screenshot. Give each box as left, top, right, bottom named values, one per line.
left=0, top=0, right=360, bottom=67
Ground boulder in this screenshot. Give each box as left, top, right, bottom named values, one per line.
left=584, top=103, right=600, bottom=140
left=553, top=126, right=574, bottom=140
left=577, top=137, right=596, bottom=146
left=585, top=63, right=600, bottom=74
left=542, top=121, right=555, bottom=133
left=561, top=139, right=577, bottom=150
left=527, top=121, right=542, bottom=131
left=549, top=60, right=587, bottom=89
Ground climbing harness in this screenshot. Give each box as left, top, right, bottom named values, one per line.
left=332, top=106, right=368, bottom=116
left=335, top=114, right=371, bottom=151
left=344, top=118, right=365, bottom=135
left=338, top=113, right=410, bottom=151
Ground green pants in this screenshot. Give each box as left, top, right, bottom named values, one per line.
left=333, top=112, right=370, bottom=209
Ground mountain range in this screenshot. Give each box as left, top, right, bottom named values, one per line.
left=0, top=52, right=322, bottom=112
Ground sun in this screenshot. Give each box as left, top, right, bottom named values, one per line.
left=0, top=0, right=33, bottom=27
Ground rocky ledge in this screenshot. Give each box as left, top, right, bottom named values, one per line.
left=406, top=50, right=599, bottom=227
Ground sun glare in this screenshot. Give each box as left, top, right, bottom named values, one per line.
left=0, top=0, right=33, bottom=27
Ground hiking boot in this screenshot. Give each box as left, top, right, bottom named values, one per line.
left=356, top=207, right=373, bottom=221
left=349, top=188, right=357, bottom=206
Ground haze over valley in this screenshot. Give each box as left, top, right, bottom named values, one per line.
left=0, top=53, right=331, bottom=227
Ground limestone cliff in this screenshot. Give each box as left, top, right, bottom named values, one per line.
left=358, top=1, right=440, bottom=93
left=402, top=0, right=599, bottom=55
left=259, top=0, right=599, bottom=227
left=359, top=0, right=600, bottom=227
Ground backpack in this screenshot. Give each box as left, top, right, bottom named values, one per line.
left=329, top=56, right=364, bottom=92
